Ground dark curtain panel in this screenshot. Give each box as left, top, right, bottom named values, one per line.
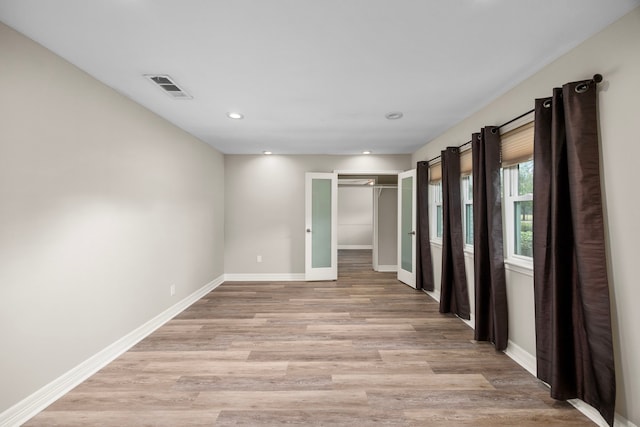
left=472, top=127, right=508, bottom=351
left=416, top=161, right=434, bottom=291
left=533, top=80, right=616, bottom=426
left=439, top=147, right=470, bottom=319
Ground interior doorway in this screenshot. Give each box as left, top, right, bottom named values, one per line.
left=337, top=248, right=375, bottom=278
left=337, top=173, right=398, bottom=273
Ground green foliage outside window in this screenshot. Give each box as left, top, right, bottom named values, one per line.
left=515, top=160, right=534, bottom=257
left=465, top=204, right=473, bottom=245
left=515, top=200, right=533, bottom=257
left=518, top=160, right=534, bottom=195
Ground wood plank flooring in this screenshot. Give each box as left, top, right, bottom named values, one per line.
left=25, top=250, right=593, bottom=426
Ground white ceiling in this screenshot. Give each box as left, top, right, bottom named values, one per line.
left=1, top=1, right=638, bottom=155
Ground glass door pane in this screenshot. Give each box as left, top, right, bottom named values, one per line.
left=312, top=178, right=332, bottom=268
left=305, top=172, right=337, bottom=281
left=401, top=176, right=413, bottom=272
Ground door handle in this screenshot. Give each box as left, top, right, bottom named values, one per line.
left=408, top=231, right=415, bottom=235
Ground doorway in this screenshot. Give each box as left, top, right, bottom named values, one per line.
left=305, top=170, right=401, bottom=281
left=337, top=174, right=398, bottom=273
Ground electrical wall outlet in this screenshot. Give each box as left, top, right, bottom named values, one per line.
left=257, top=255, right=262, bottom=263
left=170, top=284, right=176, bottom=296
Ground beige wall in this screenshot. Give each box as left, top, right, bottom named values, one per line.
left=0, top=22, right=225, bottom=412
left=338, top=186, right=373, bottom=248
left=224, top=155, right=410, bottom=274
left=413, top=7, right=640, bottom=424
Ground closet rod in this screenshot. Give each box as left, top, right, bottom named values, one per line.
left=425, top=73, right=602, bottom=165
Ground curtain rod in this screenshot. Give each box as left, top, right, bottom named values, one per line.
left=425, top=73, right=603, bottom=165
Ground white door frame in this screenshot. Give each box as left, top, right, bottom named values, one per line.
left=372, top=187, right=380, bottom=272
left=334, top=170, right=402, bottom=271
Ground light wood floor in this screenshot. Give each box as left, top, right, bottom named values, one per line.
left=26, top=250, right=593, bottom=426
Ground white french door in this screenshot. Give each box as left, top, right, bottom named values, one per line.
left=397, top=169, right=416, bottom=288
left=305, top=172, right=338, bottom=281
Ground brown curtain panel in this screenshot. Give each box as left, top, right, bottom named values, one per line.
left=416, top=161, right=434, bottom=291
left=439, top=147, right=470, bottom=319
left=472, top=127, right=508, bottom=351
left=533, top=80, right=616, bottom=426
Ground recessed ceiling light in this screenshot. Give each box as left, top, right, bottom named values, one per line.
left=263, top=151, right=272, bottom=155
left=227, top=112, right=244, bottom=119
left=362, top=151, right=372, bottom=155
left=385, top=112, right=403, bottom=120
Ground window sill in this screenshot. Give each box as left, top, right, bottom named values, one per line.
left=504, top=259, right=534, bottom=277
left=430, top=240, right=442, bottom=248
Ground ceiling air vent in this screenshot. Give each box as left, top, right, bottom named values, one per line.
left=144, top=74, right=193, bottom=99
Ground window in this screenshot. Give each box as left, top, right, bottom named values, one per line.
left=461, top=175, right=473, bottom=247
left=431, top=180, right=443, bottom=240
left=504, top=160, right=533, bottom=261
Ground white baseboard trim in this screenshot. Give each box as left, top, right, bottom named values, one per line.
left=338, top=245, right=373, bottom=250
left=224, top=273, right=306, bottom=282
left=459, top=313, right=475, bottom=330
left=375, top=265, right=397, bottom=272
left=567, top=399, right=638, bottom=427
left=503, top=341, right=636, bottom=427
left=0, top=275, right=225, bottom=427
left=421, top=289, right=475, bottom=328
left=424, top=288, right=440, bottom=302
left=427, top=287, right=635, bottom=427
left=5, top=273, right=634, bottom=427
left=420, top=283, right=633, bottom=427
left=568, top=400, right=606, bottom=427
left=504, top=339, right=537, bottom=376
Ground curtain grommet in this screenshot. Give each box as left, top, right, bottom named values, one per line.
left=575, top=82, right=590, bottom=93
left=543, top=99, right=552, bottom=108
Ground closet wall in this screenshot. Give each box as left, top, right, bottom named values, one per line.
left=374, top=187, right=398, bottom=270
left=338, top=186, right=373, bottom=249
